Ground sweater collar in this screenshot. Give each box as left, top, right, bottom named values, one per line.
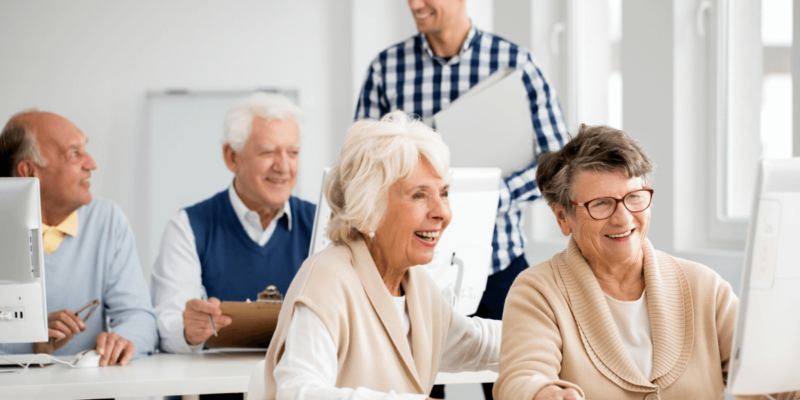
left=347, top=237, right=431, bottom=393
left=552, top=237, right=694, bottom=391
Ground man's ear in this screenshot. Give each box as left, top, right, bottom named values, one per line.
left=222, top=144, right=238, bottom=174
left=552, top=203, right=572, bottom=236
left=16, top=160, right=36, bottom=178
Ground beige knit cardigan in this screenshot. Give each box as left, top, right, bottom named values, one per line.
left=262, top=237, right=453, bottom=399
left=495, top=238, right=797, bottom=400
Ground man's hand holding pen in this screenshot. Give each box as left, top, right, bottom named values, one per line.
left=33, top=308, right=87, bottom=354
left=183, top=297, right=232, bottom=346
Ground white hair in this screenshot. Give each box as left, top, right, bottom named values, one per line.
left=223, top=92, right=302, bottom=152
left=324, top=110, right=450, bottom=244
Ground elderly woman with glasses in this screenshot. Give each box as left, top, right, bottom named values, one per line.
left=261, top=110, right=500, bottom=400
left=494, top=125, right=778, bottom=400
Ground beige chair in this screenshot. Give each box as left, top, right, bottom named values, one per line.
left=245, top=359, right=267, bottom=400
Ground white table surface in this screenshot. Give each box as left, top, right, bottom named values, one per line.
left=0, top=351, right=497, bottom=400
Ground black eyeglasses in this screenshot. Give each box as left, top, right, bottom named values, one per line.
left=569, top=188, right=654, bottom=220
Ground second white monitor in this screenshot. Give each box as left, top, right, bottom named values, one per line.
left=309, top=167, right=500, bottom=316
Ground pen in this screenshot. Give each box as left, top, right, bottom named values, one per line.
left=200, top=286, right=218, bottom=337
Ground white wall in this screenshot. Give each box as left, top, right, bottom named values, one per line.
left=0, top=0, right=348, bottom=278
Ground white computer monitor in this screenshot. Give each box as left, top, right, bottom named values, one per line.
left=309, top=167, right=501, bottom=316
left=0, top=178, right=48, bottom=343
left=728, top=158, right=800, bottom=395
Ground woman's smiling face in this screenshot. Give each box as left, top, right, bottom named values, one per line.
left=554, top=169, right=651, bottom=270
left=371, top=157, right=452, bottom=269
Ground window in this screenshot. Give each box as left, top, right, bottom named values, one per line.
left=609, top=0, right=623, bottom=130
left=724, top=0, right=793, bottom=220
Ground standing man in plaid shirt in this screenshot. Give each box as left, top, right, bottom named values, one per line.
left=355, top=1, right=567, bottom=398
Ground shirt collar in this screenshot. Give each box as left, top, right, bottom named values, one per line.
left=228, top=184, right=292, bottom=231
left=419, top=22, right=479, bottom=65
left=42, top=210, right=79, bottom=237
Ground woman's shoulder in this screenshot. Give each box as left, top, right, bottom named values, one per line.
left=510, top=257, right=561, bottom=296
left=656, top=250, right=736, bottom=300
left=292, top=243, right=361, bottom=299
left=659, top=251, right=726, bottom=285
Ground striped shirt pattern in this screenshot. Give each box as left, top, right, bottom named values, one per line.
left=355, top=26, right=567, bottom=273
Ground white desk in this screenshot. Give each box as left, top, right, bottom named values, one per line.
left=0, top=352, right=497, bottom=399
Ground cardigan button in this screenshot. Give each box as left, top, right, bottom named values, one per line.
left=644, top=393, right=660, bottom=400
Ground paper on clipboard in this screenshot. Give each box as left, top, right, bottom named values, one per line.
left=204, top=301, right=281, bottom=349
left=433, top=68, right=534, bottom=177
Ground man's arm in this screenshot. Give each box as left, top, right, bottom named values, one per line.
left=102, top=204, right=159, bottom=361
left=354, top=59, right=389, bottom=121
left=150, top=210, right=213, bottom=353
left=497, top=54, right=568, bottom=216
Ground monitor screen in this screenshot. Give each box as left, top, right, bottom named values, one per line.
left=728, top=158, right=800, bottom=395
left=308, top=167, right=501, bottom=316
left=0, top=178, right=48, bottom=344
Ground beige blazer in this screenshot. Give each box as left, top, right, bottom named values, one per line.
left=495, top=238, right=796, bottom=400
left=263, top=237, right=453, bottom=399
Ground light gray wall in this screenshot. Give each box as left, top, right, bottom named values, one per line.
left=0, top=0, right=349, bottom=277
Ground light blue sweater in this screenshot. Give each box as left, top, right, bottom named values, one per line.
left=0, top=198, right=158, bottom=358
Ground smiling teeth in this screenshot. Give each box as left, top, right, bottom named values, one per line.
left=415, top=231, right=440, bottom=239
left=606, top=230, right=633, bottom=239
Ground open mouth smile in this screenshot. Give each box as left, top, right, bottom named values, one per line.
left=605, top=228, right=634, bottom=239
left=414, top=230, right=440, bottom=245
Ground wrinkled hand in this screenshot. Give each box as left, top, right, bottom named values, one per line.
left=32, top=309, right=86, bottom=354
left=534, top=385, right=583, bottom=400
left=183, top=297, right=232, bottom=346
left=95, top=332, right=135, bottom=366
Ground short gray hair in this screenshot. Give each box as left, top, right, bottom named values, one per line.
left=0, top=110, right=47, bottom=177
left=223, top=92, right=302, bottom=152
left=536, top=124, right=654, bottom=215
left=324, top=110, right=450, bottom=244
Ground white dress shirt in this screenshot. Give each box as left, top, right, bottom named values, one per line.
left=604, top=290, right=654, bottom=380
left=150, top=185, right=290, bottom=353
left=273, top=300, right=502, bottom=400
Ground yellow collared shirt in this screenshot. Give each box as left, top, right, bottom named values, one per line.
left=42, top=211, right=79, bottom=254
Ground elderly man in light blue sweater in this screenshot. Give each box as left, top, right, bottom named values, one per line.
left=0, top=110, right=157, bottom=366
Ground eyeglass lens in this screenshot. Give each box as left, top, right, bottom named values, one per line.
left=586, top=190, right=652, bottom=219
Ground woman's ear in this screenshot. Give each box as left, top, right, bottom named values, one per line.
left=552, top=203, right=572, bottom=236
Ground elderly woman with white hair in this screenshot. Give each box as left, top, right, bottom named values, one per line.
left=262, top=110, right=501, bottom=399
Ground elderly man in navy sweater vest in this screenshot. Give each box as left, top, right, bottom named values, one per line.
left=150, top=93, right=316, bottom=352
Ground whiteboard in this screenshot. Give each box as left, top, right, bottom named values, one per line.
left=146, top=89, right=299, bottom=267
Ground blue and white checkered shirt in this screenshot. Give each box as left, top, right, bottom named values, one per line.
left=355, top=25, right=567, bottom=274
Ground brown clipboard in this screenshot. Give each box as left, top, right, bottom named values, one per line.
left=204, top=300, right=282, bottom=349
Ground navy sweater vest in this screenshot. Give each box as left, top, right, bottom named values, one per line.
left=185, top=190, right=316, bottom=301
